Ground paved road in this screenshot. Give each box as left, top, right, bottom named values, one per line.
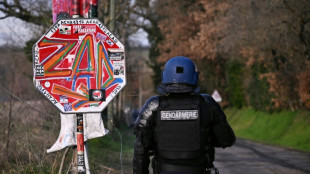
left=214, top=139, right=310, bottom=174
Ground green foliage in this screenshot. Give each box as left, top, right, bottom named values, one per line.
left=225, top=59, right=246, bottom=108
left=247, top=62, right=273, bottom=110
left=146, top=55, right=164, bottom=91
left=226, top=108, right=310, bottom=152
left=145, top=17, right=165, bottom=90
left=196, top=60, right=217, bottom=93
left=147, top=0, right=310, bottom=110
left=23, top=39, right=38, bottom=63
left=2, top=162, right=53, bottom=174
left=88, top=125, right=136, bottom=173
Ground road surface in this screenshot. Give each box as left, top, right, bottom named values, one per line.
left=214, top=138, right=310, bottom=174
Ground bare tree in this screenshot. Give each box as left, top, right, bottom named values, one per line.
left=0, top=0, right=52, bottom=27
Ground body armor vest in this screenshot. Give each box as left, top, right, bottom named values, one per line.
left=156, top=94, right=203, bottom=160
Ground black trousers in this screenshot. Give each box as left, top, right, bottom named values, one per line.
left=161, top=172, right=198, bottom=174
left=159, top=164, right=206, bottom=174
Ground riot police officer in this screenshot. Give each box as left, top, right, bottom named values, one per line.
left=133, top=56, right=236, bottom=174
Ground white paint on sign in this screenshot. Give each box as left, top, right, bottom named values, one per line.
left=47, top=113, right=108, bottom=153
left=45, top=81, right=50, bottom=88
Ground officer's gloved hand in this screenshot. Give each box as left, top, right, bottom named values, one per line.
left=206, top=167, right=219, bottom=174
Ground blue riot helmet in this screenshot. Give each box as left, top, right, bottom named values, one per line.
left=162, top=56, right=199, bottom=86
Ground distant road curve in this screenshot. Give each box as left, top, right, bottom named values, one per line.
left=214, top=138, right=310, bottom=174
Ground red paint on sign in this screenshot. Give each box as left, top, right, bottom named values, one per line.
left=33, top=19, right=126, bottom=113
left=77, top=133, right=84, bottom=152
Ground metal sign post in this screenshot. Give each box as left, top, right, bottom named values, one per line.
left=76, top=113, right=85, bottom=173
left=71, top=2, right=87, bottom=173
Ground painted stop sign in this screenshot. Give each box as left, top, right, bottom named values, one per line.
left=33, top=19, right=126, bottom=113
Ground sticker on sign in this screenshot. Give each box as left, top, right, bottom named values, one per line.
left=32, top=18, right=126, bottom=113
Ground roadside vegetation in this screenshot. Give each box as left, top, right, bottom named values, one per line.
left=0, top=97, right=135, bottom=173
left=226, top=108, right=310, bottom=152
left=87, top=125, right=135, bottom=174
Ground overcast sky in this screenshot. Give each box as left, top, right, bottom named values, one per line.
left=0, top=12, right=149, bottom=48
left=0, top=13, right=36, bottom=47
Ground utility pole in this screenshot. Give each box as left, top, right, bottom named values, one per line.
left=109, top=0, right=116, bottom=32
left=107, top=0, right=116, bottom=129
left=70, top=2, right=81, bottom=173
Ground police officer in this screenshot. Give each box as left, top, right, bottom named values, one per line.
left=133, top=56, right=236, bottom=174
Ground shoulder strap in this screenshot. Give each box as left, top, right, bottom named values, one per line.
left=159, top=96, right=169, bottom=109
left=191, top=94, right=201, bottom=109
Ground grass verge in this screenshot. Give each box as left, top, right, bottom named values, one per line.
left=225, top=108, right=310, bottom=152
left=88, top=124, right=135, bottom=174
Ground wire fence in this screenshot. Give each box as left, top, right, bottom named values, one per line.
left=0, top=81, right=130, bottom=174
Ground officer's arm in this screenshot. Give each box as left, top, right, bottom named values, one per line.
left=133, top=96, right=159, bottom=174
left=201, top=94, right=236, bottom=148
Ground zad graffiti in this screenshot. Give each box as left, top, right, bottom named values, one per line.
left=34, top=21, right=125, bottom=113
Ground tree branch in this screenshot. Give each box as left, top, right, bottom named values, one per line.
left=0, top=0, right=52, bottom=27
left=0, top=14, right=9, bottom=19
left=59, top=147, right=70, bottom=174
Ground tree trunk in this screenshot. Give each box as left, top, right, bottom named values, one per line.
left=71, top=147, right=78, bottom=174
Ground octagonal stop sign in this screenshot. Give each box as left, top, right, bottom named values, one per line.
left=33, top=19, right=126, bottom=113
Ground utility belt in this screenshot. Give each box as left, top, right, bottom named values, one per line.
left=152, top=158, right=219, bottom=174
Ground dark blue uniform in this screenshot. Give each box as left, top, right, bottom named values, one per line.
left=133, top=85, right=235, bottom=174
left=133, top=57, right=235, bottom=174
